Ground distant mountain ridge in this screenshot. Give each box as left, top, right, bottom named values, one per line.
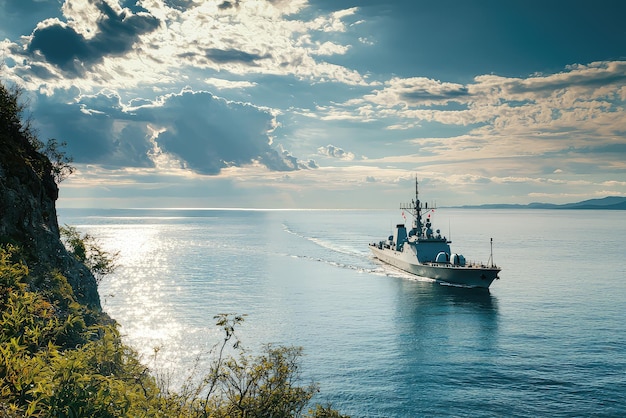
left=457, top=196, right=626, bottom=210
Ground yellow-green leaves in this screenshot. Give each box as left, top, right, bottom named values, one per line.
left=0, top=246, right=347, bottom=417
left=60, top=225, right=119, bottom=285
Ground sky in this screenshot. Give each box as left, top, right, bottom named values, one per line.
left=1, top=0, right=625, bottom=208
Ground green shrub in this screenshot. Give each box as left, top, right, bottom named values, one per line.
left=60, top=225, right=119, bottom=285
left=0, top=245, right=346, bottom=417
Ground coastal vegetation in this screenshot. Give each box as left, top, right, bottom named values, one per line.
left=0, top=80, right=347, bottom=416
left=60, top=225, right=119, bottom=286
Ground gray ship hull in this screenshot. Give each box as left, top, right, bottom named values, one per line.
left=370, top=246, right=499, bottom=289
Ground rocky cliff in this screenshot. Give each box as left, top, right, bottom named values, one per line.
left=0, top=85, right=101, bottom=310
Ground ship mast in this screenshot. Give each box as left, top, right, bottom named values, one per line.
left=488, top=237, right=495, bottom=267
left=400, top=176, right=424, bottom=237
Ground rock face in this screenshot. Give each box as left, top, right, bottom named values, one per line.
left=0, top=86, right=101, bottom=310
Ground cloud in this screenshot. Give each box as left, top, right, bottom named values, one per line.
left=3, top=0, right=369, bottom=92
left=20, top=0, right=159, bottom=77
left=472, top=61, right=626, bottom=99
left=205, top=48, right=270, bottom=64
left=204, top=78, right=257, bottom=89
left=32, top=89, right=155, bottom=167
left=269, top=147, right=316, bottom=171
left=162, top=0, right=195, bottom=11
left=367, top=77, right=470, bottom=106
left=319, top=61, right=626, bottom=172
left=343, top=61, right=626, bottom=125
left=317, top=144, right=355, bottom=161
left=4, top=1, right=625, bottom=208
left=32, top=88, right=307, bottom=175
left=143, top=90, right=303, bottom=174
left=218, top=1, right=240, bottom=11
left=306, top=159, right=319, bottom=169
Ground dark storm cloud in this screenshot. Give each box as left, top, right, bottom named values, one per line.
left=138, top=90, right=297, bottom=174
left=24, top=0, right=159, bottom=76
left=27, top=23, right=91, bottom=73
left=31, top=89, right=303, bottom=174
left=162, top=0, right=196, bottom=11
left=205, top=48, right=270, bottom=64
left=20, top=63, right=56, bottom=80
left=506, top=65, right=626, bottom=97
left=91, top=1, right=160, bottom=52
left=32, top=91, right=154, bottom=167
left=218, top=1, right=240, bottom=10
left=401, top=86, right=469, bottom=102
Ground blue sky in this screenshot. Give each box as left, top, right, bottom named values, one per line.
left=1, top=0, right=625, bottom=208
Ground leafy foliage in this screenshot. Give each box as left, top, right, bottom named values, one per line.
left=0, top=246, right=347, bottom=416
left=0, top=84, right=32, bottom=142
left=193, top=314, right=320, bottom=417
left=212, top=345, right=318, bottom=417
left=42, top=138, right=75, bottom=183
left=0, top=82, right=74, bottom=183
left=0, top=245, right=159, bottom=416
left=60, top=225, right=119, bottom=285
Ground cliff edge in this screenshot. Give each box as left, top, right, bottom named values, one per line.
left=0, top=84, right=101, bottom=310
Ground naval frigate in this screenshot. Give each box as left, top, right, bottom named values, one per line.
left=369, top=179, right=501, bottom=288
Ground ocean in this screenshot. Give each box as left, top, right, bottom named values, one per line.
left=57, top=208, right=626, bottom=417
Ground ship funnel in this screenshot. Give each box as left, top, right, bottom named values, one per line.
left=393, top=224, right=407, bottom=251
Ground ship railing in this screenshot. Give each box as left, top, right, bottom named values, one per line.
left=424, top=260, right=498, bottom=269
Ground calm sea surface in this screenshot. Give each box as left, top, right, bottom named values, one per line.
left=58, top=208, right=626, bottom=417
